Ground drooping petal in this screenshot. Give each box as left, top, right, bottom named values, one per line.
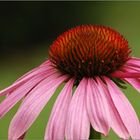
left=131, top=57, right=140, bottom=61
left=0, top=61, right=55, bottom=97
left=45, top=78, right=74, bottom=140
left=0, top=69, right=57, bottom=118
left=124, top=78, right=140, bottom=93
left=86, top=78, right=110, bottom=135
left=104, top=77, right=140, bottom=139
left=96, top=77, right=129, bottom=139
left=122, top=65, right=140, bottom=73
left=111, top=70, right=140, bottom=78
left=8, top=74, right=68, bottom=140
left=15, top=60, right=53, bottom=82
left=126, top=57, right=140, bottom=68
left=65, top=78, right=90, bottom=140
left=111, top=62, right=140, bottom=78
left=39, top=59, right=52, bottom=67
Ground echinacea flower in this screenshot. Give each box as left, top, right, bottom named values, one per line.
left=0, top=25, right=140, bottom=140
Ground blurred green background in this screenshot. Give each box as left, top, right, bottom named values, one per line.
left=0, top=1, right=140, bottom=140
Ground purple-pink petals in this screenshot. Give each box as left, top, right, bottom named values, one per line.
left=1, top=25, right=140, bottom=140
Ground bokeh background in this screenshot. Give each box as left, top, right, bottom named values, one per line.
left=0, top=1, right=140, bottom=139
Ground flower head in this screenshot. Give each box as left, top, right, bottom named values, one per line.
left=50, top=25, right=130, bottom=78
left=0, top=25, right=140, bottom=140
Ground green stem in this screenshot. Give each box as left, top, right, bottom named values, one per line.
left=89, top=126, right=101, bottom=139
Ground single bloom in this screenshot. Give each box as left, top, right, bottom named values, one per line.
left=1, top=25, right=140, bottom=140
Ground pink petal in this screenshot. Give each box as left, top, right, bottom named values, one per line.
left=0, top=69, right=57, bottom=118
left=122, top=65, right=140, bottom=73
left=111, top=70, right=140, bottom=78
left=124, top=78, right=140, bottom=93
left=126, top=57, right=140, bottom=68
left=97, top=77, right=129, bottom=139
left=65, top=78, right=90, bottom=140
left=15, top=60, right=52, bottom=82
left=45, top=78, right=74, bottom=140
left=8, top=74, right=68, bottom=140
left=86, top=78, right=110, bottom=135
left=21, top=72, right=62, bottom=104
left=104, top=77, right=140, bottom=139
left=131, top=57, right=140, bottom=61
left=39, top=59, right=52, bottom=67
left=0, top=61, right=54, bottom=97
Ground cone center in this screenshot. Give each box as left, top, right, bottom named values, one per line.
left=49, top=25, right=130, bottom=79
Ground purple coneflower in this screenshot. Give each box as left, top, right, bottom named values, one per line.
left=0, top=25, right=140, bottom=140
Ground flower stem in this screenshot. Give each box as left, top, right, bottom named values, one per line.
left=89, top=126, right=101, bottom=139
